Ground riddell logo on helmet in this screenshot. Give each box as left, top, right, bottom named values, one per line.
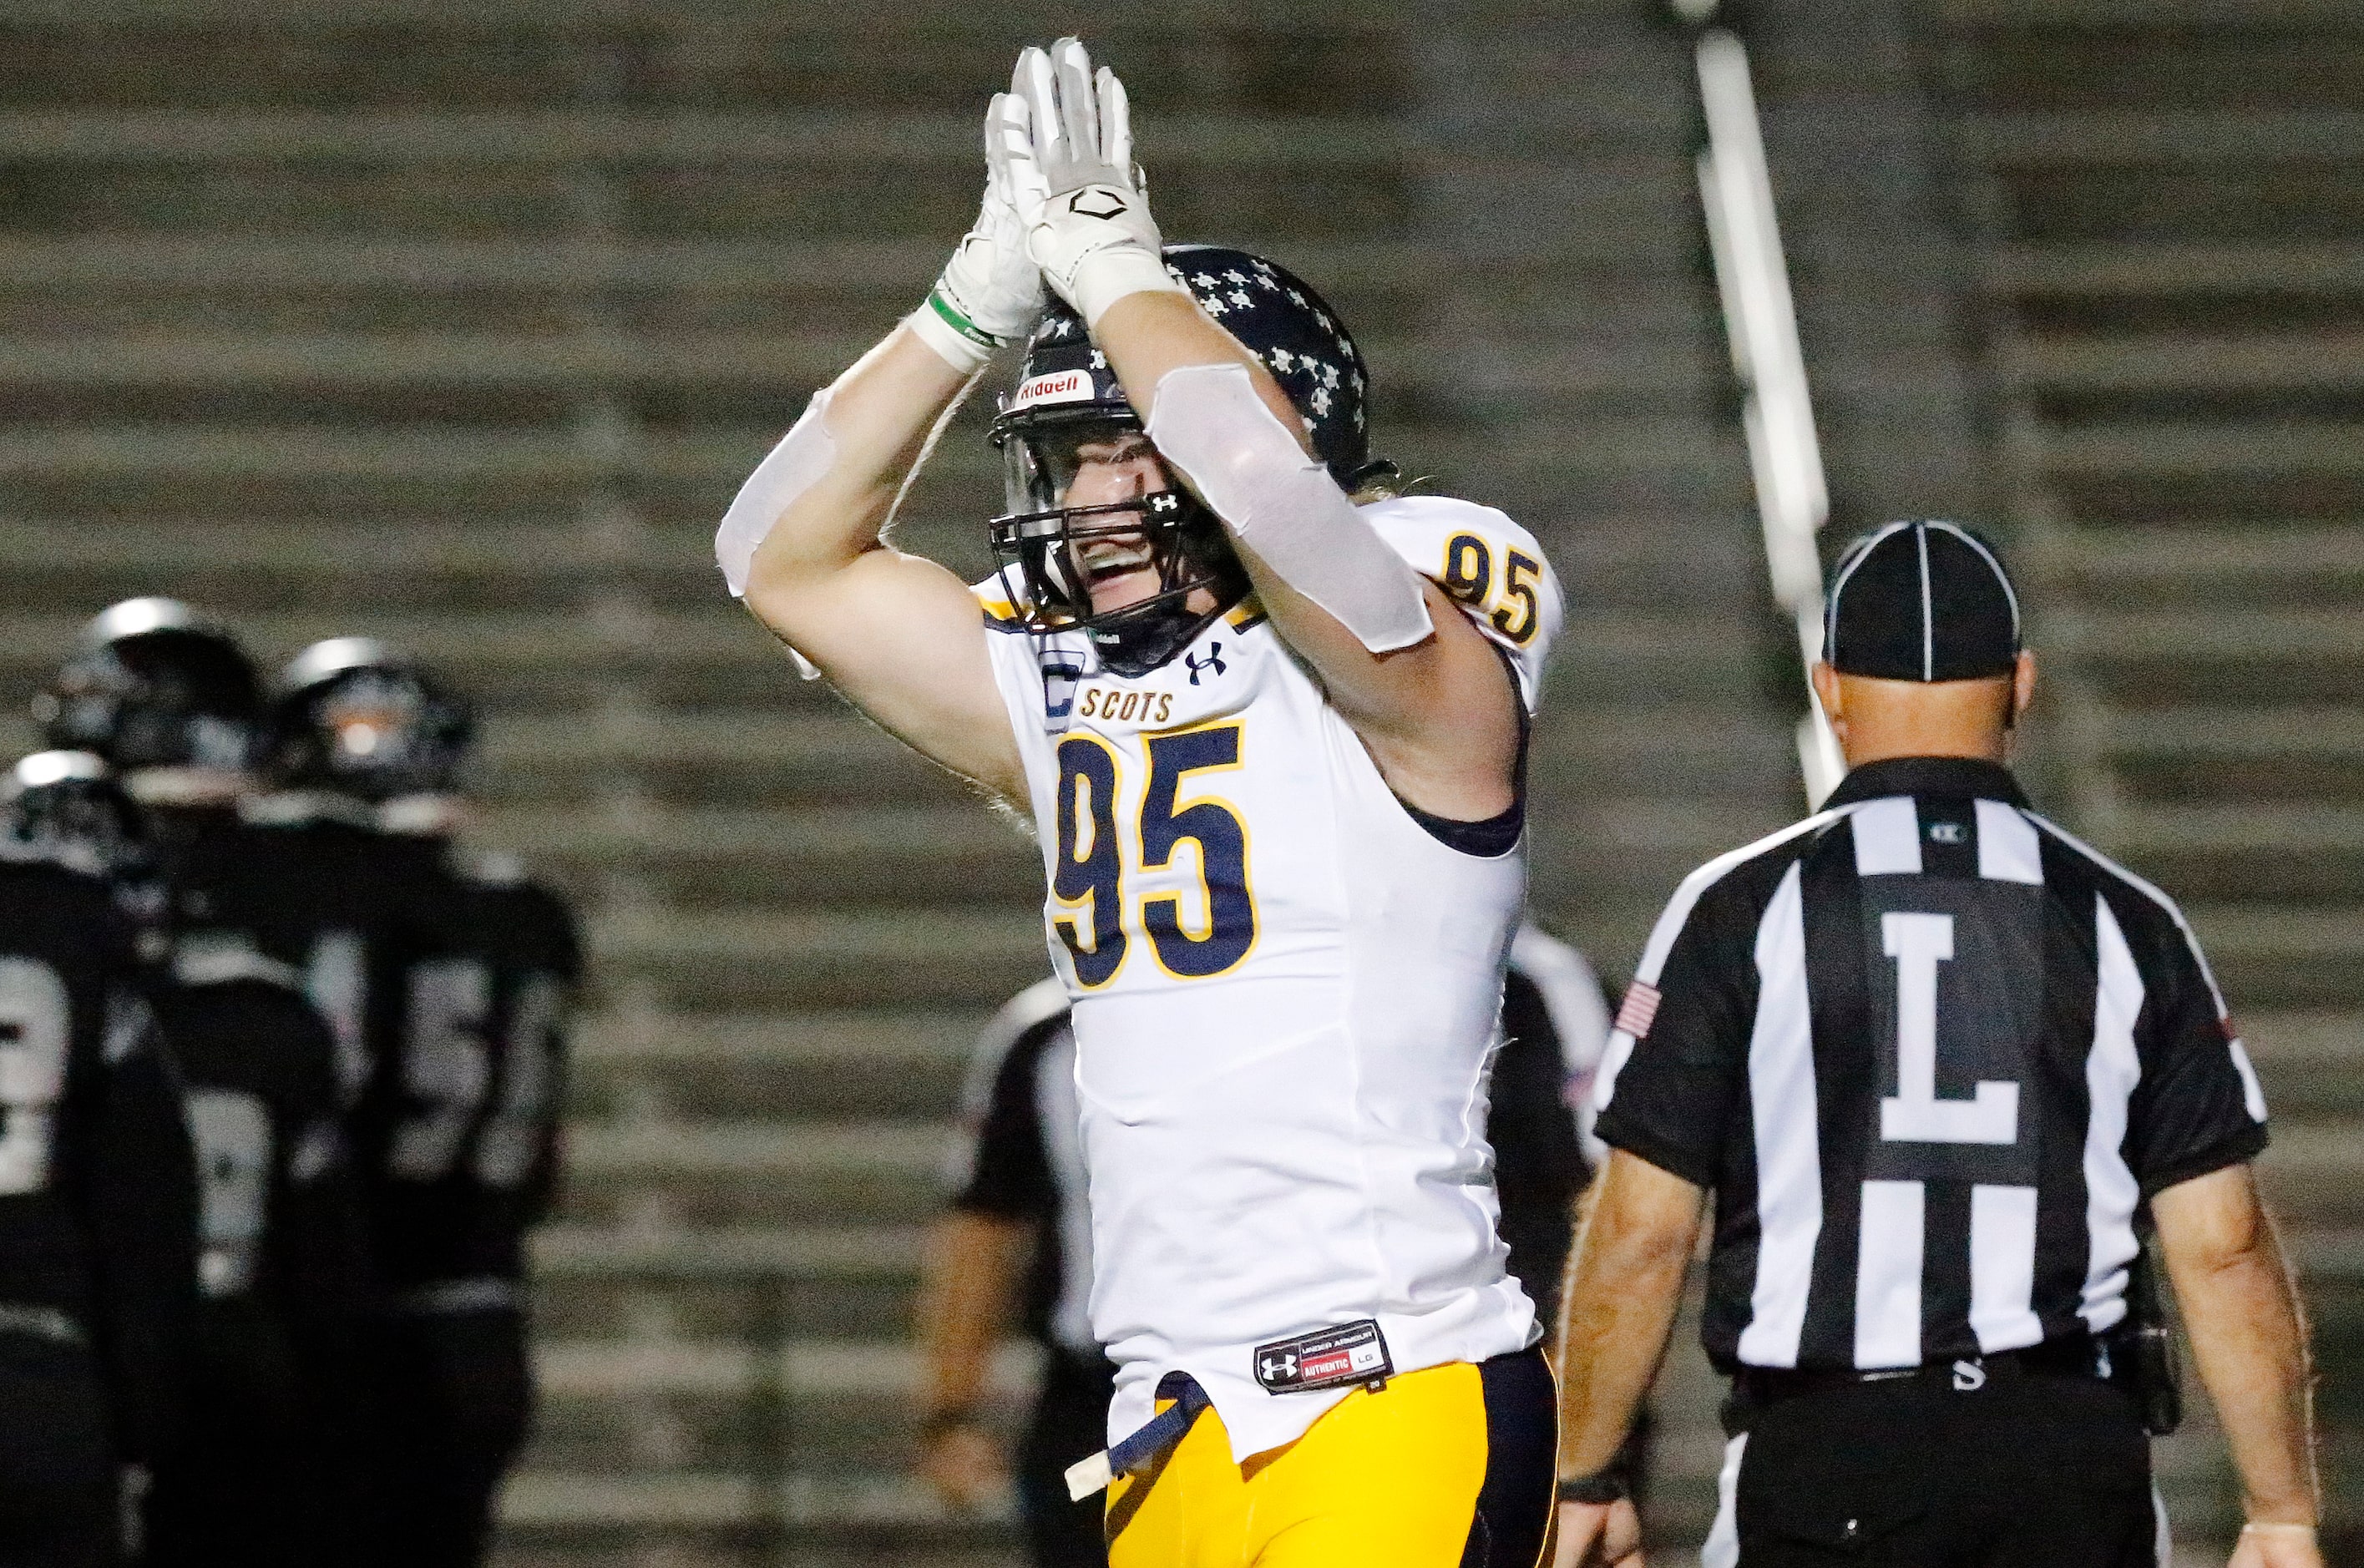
left=1012, top=370, right=1093, bottom=408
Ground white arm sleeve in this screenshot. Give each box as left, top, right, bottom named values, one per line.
left=713, top=387, right=838, bottom=599
left=1145, top=362, right=1433, bottom=653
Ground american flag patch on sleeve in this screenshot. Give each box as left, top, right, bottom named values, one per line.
left=1612, top=980, right=1662, bottom=1040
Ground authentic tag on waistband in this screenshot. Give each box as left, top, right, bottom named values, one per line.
left=1253, top=1319, right=1392, bottom=1394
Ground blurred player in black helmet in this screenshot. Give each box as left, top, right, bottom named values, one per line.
left=33, top=599, right=381, bottom=1558
left=34, top=600, right=278, bottom=946
left=3, top=749, right=371, bottom=1567
left=270, top=638, right=580, bottom=1568
left=0, top=752, right=198, bottom=1567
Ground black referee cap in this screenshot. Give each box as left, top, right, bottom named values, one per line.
left=1824, top=520, right=2022, bottom=682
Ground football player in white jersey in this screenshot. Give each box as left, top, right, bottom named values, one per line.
left=716, top=38, right=1565, bottom=1567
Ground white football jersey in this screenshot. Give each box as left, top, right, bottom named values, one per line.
left=976, top=493, right=1564, bottom=1461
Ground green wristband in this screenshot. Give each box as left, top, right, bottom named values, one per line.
left=926, top=287, right=1002, bottom=351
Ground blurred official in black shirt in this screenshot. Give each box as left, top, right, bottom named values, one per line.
left=1551, top=524, right=2321, bottom=1568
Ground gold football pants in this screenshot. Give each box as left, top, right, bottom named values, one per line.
left=1105, top=1348, right=1556, bottom=1568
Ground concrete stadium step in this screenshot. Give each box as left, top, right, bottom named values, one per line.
left=2172, top=908, right=2364, bottom=1012
left=528, top=1338, right=1036, bottom=1473
left=2243, top=1012, right=2364, bottom=1119
left=0, top=108, right=1407, bottom=168
left=572, top=1009, right=976, bottom=1124
left=486, top=804, right=1039, bottom=908
left=554, top=1120, right=945, bottom=1232
left=1981, top=241, right=2364, bottom=301
left=496, top=1468, right=1016, bottom=1565
left=529, top=1223, right=927, bottom=1343
left=2033, top=422, right=2364, bottom=483
left=0, top=233, right=1434, bottom=296
left=587, top=906, right=1045, bottom=1011
left=2011, top=334, right=2364, bottom=397
left=2029, top=524, right=2364, bottom=593
left=1958, top=110, right=2364, bottom=168
left=2095, top=706, right=2364, bottom=766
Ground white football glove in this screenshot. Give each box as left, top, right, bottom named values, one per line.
left=906, top=93, right=1047, bottom=372
left=1010, top=38, right=1187, bottom=328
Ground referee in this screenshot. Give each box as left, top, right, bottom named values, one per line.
left=1549, top=522, right=2321, bottom=1568
left=919, top=923, right=1614, bottom=1568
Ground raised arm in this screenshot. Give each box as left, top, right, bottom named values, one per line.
left=1009, top=39, right=1525, bottom=822
left=2152, top=1164, right=2323, bottom=1568
left=719, top=99, right=1045, bottom=802
left=1101, top=296, right=1523, bottom=818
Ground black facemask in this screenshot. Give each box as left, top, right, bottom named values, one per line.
left=986, top=459, right=1248, bottom=679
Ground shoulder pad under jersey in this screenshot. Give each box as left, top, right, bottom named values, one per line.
left=1359, top=494, right=1562, bottom=711
left=970, top=571, right=1028, bottom=630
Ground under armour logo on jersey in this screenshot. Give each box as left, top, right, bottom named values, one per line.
left=1927, top=821, right=1965, bottom=844
left=1186, top=643, right=1228, bottom=685
left=1253, top=1320, right=1393, bottom=1393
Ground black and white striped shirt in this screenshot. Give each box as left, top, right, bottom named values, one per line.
left=1593, top=757, right=2269, bottom=1373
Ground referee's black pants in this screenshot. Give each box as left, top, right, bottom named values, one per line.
left=1710, top=1366, right=2159, bottom=1567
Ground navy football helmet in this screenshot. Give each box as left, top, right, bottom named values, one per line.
left=34, top=599, right=263, bottom=773
left=987, top=244, right=1387, bottom=676
left=268, top=638, right=475, bottom=803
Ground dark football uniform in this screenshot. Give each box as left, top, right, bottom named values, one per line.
left=352, top=844, right=579, bottom=1568
left=196, top=798, right=441, bottom=1115
left=0, top=846, right=198, bottom=1567
left=141, top=943, right=371, bottom=1568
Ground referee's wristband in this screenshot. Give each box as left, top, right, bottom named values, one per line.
left=1555, top=1472, right=1628, bottom=1506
